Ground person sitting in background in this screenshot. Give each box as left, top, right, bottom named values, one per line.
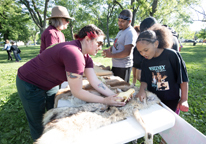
left=40, top=5, right=74, bottom=53
left=2, top=39, right=12, bottom=61
left=16, top=24, right=125, bottom=142
left=10, top=41, right=21, bottom=62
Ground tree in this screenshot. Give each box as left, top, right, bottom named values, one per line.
left=54, top=0, right=82, bottom=41
left=18, top=0, right=51, bottom=34
left=0, top=0, right=30, bottom=41
left=28, top=21, right=39, bottom=45
left=189, top=4, right=206, bottom=22
left=103, top=0, right=123, bottom=46
left=197, top=28, right=206, bottom=41
left=18, top=26, right=31, bottom=46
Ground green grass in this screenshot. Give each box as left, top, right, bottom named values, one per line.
left=0, top=43, right=206, bottom=144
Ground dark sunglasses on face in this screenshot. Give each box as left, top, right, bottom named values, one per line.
left=97, top=41, right=103, bottom=47
left=64, top=18, right=70, bottom=22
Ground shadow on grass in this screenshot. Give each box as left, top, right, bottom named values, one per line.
left=0, top=92, right=33, bottom=144
left=180, top=45, right=206, bottom=64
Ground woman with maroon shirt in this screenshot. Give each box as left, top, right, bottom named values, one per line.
left=40, top=6, right=74, bottom=53
left=16, top=24, right=125, bottom=142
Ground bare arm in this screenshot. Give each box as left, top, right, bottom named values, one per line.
left=102, top=44, right=133, bottom=58
left=135, top=82, right=147, bottom=101
left=177, top=82, right=189, bottom=112
left=66, top=70, right=125, bottom=106
left=84, top=68, right=115, bottom=96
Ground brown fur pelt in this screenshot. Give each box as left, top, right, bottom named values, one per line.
left=35, top=87, right=160, bottom=144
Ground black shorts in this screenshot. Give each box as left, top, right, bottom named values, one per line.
left=112, top=67, right=132, bottom=83
left=133, top=47, right=144, bottom=70
left=161, top=99, right=180, bottom=112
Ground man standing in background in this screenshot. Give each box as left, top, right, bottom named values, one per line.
left=102, top=9, right=137, bottom=83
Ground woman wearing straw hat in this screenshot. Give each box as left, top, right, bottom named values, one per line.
left=40, top=5, right=74, bottom=53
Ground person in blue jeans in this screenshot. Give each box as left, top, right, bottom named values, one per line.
left=10, top=41, right=21, bottom=62
left=17, top=48, right=22, bottom=61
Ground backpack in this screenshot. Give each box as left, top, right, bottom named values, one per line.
left=17, top=48, right=21, bottom=53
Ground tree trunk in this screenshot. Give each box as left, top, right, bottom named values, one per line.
left=150, top=0, right=158, bottom=16
left=131, top=9, right=137, bottom=26
left=19, top=0, right=49, bottom=35
left=131, top=0, right=139, bottom=27
left=106, top=15, right=110, bottom=47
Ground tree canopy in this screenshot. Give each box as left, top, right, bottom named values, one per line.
left=0, top=0, right=205, bottom=44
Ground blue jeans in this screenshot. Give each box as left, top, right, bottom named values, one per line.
left=17, top=54, right=21, bottom=60
left=16, top=75, right=59, bottom=141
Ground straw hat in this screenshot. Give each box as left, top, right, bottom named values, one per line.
left=46, top=6, right=74, bottom=20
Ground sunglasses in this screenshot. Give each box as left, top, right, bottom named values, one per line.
left=97, top=41, right=103, bottom=47
left=64, top=18, right=70, bottom=22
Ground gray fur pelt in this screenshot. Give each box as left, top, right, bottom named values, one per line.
left=35, top=88, right=160, bottom=144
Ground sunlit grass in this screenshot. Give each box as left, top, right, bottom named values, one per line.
left=0, top=43, right=205, bottom=144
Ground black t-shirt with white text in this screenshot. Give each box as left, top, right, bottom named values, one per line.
left=141, top=48, right=188, bottom=101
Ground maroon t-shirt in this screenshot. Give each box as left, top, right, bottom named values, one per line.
left=18, top=40, right=93, bottom=90
left=40, top=25, right=65, bottom=53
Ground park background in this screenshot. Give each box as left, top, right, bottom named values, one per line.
left=0, top=0, right=206, bottom=144
left=0, top=0, right=206, bottom=45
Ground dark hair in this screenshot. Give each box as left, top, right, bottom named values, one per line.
left=134, top=25, right=140, bottom=33
left=137, top=24, right=173, bottom=49
left=136, top=30, right=157, bottom=43
left=74, top=24, right=105, bottom=41
left=149, top=24, right=173, bottom=48
left=119, top=9, right=133, bottom=20
left=162, top=25, right=178, bottom=38
left=140, top=17, right=157, bottom=32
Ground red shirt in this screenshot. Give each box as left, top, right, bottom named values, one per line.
left=18, top=40, right=93, bottom=90
left=40, top=25, right=65, bottom=53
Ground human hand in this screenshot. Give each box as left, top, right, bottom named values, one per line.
left=103, top=95, right=125, bottom=106
left=102, top=49, right=112, bottom=58
left=135, top=91, right=146, bottom=102
left=176, top=99, right=189, bottom=112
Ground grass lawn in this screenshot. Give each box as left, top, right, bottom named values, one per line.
left=0, top=43, right=206, bottom=144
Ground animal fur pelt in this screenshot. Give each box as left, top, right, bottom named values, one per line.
left=35, top=88, right=160, bottom=144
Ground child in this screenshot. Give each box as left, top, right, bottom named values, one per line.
left=2, top=39, right=12, bottom=61
left=10, top=41, right=21, bottom=62
left=135, top=28, right=189, bottom=113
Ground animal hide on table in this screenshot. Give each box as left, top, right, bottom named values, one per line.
left=35, top=76, right=161, bottom=144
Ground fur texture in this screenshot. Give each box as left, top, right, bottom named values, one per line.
left=35, top=90, right=160, bottom=144
left=35, top=76, right=160, bottom=144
